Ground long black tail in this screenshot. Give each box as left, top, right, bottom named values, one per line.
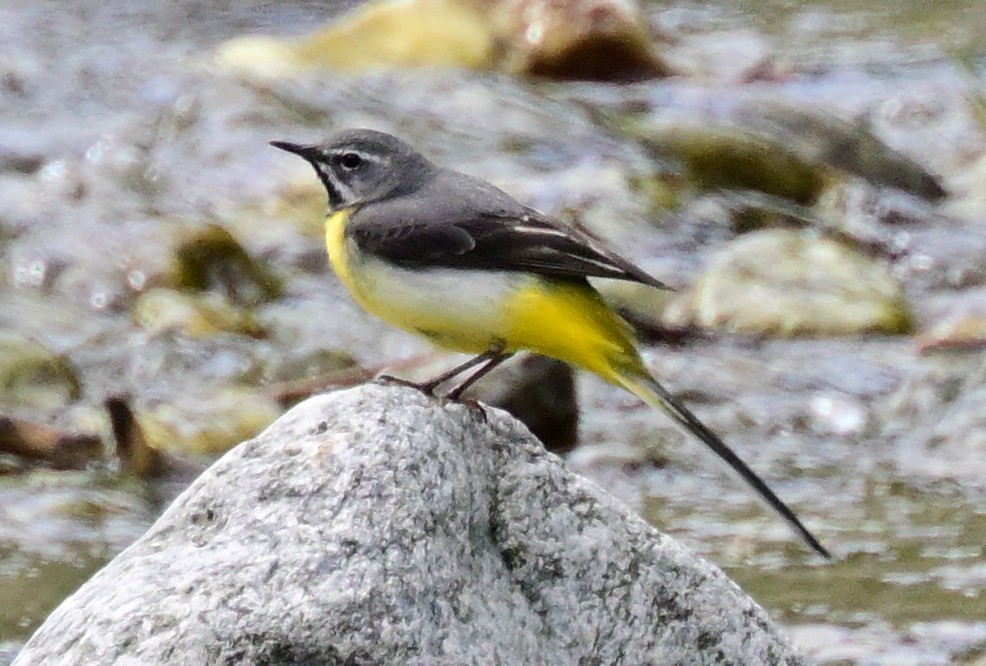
left=617, top=371, right=830, bottom=559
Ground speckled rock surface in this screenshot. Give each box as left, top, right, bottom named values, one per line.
left=13, top=384, right=804, bottom=665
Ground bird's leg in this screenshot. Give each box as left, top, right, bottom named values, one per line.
left=444, top=349, right=514, bottom=402
left=376, top=346, right=505, bottom=397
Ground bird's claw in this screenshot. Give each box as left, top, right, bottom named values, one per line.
left=375, top=374, right=439, bottom=397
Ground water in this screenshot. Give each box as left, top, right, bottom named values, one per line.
left=1, top=0, right=985, bottom=663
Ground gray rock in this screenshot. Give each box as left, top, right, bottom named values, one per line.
left=14, top=384, right=804, bottom=666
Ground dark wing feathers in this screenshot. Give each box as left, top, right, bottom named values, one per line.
left=357, top=220, right=476, bottom=260
left=352, top=205, right=670, bottom=290
left=462, top=214, right=670, bottom=289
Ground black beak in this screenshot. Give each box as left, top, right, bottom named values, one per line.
left=269, top=141, right=322, bottom=162
left=270, top=140, right=343, bottom=207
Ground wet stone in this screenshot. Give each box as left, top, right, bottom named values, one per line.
left=667, top=228, right=914, bottom=337
left=165, top=224, right=283, bottom=307
left=132, top=288, right=268, bottom=339
left=0, top=332, right=81, bottom=412
left=134, top=387, right=282, bottom=456
left=214, top=0, right=670, bottom=81
left=635, top=117, right=830, bottom=204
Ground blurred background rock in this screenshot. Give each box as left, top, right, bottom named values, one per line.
left=2, top=0, right=986, bottom=663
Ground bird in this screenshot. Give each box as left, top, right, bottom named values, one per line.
left=271, top=128, right=830, bottom=559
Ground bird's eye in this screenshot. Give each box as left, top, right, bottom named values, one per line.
left=338, top=152, right=362, bottom=170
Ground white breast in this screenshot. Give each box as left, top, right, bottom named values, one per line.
left=344, top=252, right=527, bottom=353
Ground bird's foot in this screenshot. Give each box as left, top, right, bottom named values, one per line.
left=374, top=374, right=442, bottom=397
left=440, top=394, right=489, bottom=422
left=376, top=375, right=488, bottom=420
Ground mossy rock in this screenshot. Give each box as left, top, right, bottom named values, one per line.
left=0, top=332, right=81, bottom=410
left=136, top=388, right=282, bottom=456
left=133, top=288, right=268, bottom=339
left=216, top=0, right=494, bottom=76
left=668, top=229, right=914, bottom=336
left=630, top=102, right=944, bottom=204
left=635, top=118, right=831, bottom=204
left=166, top=224, right=283, bottom=306
left=215, top=0, right=670, bottom=81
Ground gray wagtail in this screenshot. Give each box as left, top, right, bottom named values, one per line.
left=271, top=129, right=830, bottom=558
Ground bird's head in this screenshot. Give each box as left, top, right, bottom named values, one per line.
left=270, top=128, right=432, bottom=210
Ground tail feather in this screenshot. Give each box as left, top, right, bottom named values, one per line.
left=617, top=370, right=831, bottom=559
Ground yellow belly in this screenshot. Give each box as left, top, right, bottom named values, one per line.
left=502, top=279, right=645, bottom=383
left=325, top=208, right=646, bottom=380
